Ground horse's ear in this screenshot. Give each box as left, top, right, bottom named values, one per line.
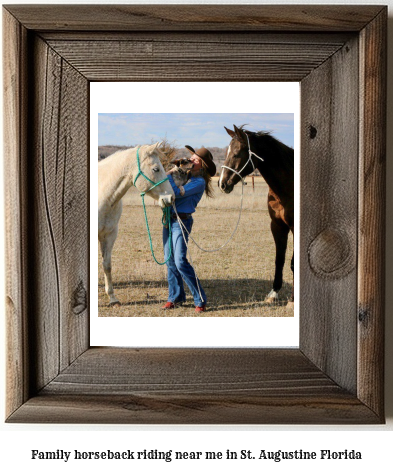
left=147, top=142, right=163, bottom=154
left=234, top=125, right=247, bottom=143
left=224, top=126, right=235, bottom=138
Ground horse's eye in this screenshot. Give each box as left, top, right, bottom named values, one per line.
left=152, top=166, right=160, bottom=172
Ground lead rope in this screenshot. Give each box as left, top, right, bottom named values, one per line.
left=171, top=134, right=263, bottom=302
left=173, top=131, right=262, bottom=253
left=172, top=177, right=243, bottom=303
left=135, top=147, right=172, bottom=265
left=172, top=177, right=245, bottom=253
left=174, top=205, right=205, bottom=304
left=140, top=193, right=172, bottom=265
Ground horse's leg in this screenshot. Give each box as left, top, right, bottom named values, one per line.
left=286, top=226, right=295, bottom=308
left=265, top=220, right=289, bottom=303
left=100, top=228, right=121, bottom=306
left=285, top=250, right=295, bottom=309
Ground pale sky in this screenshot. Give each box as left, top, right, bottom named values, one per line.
left=98, top=113, right=294, bottom=149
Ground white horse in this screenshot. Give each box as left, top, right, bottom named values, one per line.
left=98, top=143, right=175, bottom=306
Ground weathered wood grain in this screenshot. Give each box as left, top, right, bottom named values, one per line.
left=45, top=37, right=348, bottom=82
left=358, top=9, right=387, bottom=417
left=45, top=348, right=339, bottom=395
left=300, top=36, right=359, bottom=394
left=3, top=8, right=30, bottom=418
left=28, top=37, right=60, bottom=391
left=30, top=36, right=89, bottom=387
left=41, top=31, right=354, bottom=44
left=3, top=5, right=386, bottom=424
left=9, top=392, right=379, bottom=425
left=3, top=5, right=384, bottom=32
left=7, top=348, right=379, bottom=424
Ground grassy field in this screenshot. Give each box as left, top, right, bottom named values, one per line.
left=98, top=177, right=294, bottom=317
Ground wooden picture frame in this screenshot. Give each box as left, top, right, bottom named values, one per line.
left=3, top=5, right=386, bottom=424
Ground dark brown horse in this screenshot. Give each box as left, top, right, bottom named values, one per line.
left=219, top=125, right=294, bottom=307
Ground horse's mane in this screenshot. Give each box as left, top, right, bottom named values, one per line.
left=236, top=124, right=293, bottom=151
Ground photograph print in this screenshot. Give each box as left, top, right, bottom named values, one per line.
left=97, top=112, right=295, bottom=318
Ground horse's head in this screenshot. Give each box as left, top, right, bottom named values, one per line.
left=219, top=125, right=252, bottom=194
left=135, top=143, right=175, bottom=208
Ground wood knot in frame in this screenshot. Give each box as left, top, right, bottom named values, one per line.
left=358, top=306, right=370, bottom=328
left=73, top=281, right=87, bottom=315
left=308, top=228, right=355, bottom=279
left=309, top=125, right=317, bottom=139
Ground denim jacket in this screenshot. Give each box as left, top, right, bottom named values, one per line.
left=168, top=174, right=205, bottom=214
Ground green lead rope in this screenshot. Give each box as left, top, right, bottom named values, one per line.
left=140, top=194, right=172, bottom=265
left=134, top=147, right=172, bottom=265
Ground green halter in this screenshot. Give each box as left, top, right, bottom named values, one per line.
left=133, top=146, right=170, bottom=192
left=134, top=147, right=172, bottom=265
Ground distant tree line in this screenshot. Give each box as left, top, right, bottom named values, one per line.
left=98, top=140, right=260, bottom=176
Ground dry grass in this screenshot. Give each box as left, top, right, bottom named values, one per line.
left=98, top=177, right=294, bottom=317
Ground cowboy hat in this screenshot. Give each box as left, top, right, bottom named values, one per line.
left=185, top=145, right=216, bottom=176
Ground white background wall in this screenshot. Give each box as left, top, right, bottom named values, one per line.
left=0, top=0, right=392, bottom=472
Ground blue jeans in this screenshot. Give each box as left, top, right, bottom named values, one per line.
left=163, top=217, right=207, bottom=306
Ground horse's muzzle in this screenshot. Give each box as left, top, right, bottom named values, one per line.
left=219, top=181, right=234, bottom=194
left=158, top=194, right=174, bottom=208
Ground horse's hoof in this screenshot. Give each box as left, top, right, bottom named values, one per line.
left=109, top=301, right=121, bottom=308
left=286, top=301, right=294, bottom=310
left=265, top=290, right=279, bottom=304
left=265, top=296, right=277, bottom=304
